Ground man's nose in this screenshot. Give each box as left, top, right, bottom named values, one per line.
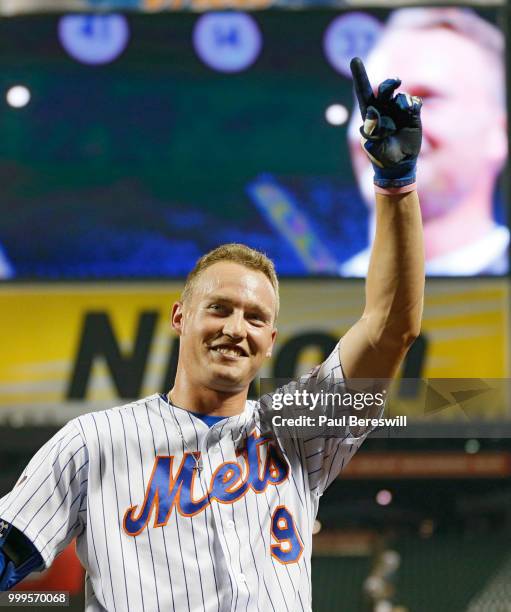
left=222, top=312, right=246, bottom=339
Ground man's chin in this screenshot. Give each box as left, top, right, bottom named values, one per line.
left=207, top=378, right=248, bottom=394
left=206, top=365, right=250, bottom=393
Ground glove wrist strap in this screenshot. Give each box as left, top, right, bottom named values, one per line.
left=375, top=182, right=417, bottom=195
left=373, top=159, right=416, bottom=189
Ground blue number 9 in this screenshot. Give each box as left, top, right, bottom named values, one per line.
left=270, top=506, right=304, bottom=564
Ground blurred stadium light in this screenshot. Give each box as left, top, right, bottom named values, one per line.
left=5, top=85, right=30, bottom=108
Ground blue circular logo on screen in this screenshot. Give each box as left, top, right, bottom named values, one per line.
left=193, top=12, right=262, bottom=73
left=323, top=12, right=382, bottom=77
left=58, top=14, right=130, bottom=65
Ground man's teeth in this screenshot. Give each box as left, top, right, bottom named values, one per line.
left=214, top=347, right=243, bottom=357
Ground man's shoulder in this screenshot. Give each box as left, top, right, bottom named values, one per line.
left=74, top=394, right=161, bottom=439
left=109, top=393, right=162, bottom=415
left=255, top=343, right=343, bottom=409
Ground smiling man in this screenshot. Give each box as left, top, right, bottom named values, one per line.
left=0, top=58, right=424, bottom=611
left=171, top=251, right=279, bottom=405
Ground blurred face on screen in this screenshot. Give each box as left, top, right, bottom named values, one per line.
left=348, top=21, right=507, bottom=222
left=172, top=262, right=277, bottom=394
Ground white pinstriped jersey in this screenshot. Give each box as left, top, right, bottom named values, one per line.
left=0, top=344, right=373, bottom=611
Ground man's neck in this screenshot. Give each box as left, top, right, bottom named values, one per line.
left=169, top=375, right=248, bottom=417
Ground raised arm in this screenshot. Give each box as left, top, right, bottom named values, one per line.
left=340, top=58, right=425, bottom=379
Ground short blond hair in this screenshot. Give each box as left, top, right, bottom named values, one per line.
left=181, top=243, right=280, bottom=318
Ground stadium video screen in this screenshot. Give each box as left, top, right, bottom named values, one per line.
left=0, top=7, right=507, bottom=279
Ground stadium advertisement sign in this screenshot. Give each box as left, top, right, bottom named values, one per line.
left=0, top=280, right=507, bottom=423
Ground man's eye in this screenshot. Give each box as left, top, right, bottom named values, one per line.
left=209, top=304, right=229, bottom=314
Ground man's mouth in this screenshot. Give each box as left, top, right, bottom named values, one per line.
left=210, top=344, right=248, bottom=358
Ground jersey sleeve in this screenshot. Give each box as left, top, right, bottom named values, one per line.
left=0, top=419, right=89, bottom=569
left=260, top=341, right=383, bottom=497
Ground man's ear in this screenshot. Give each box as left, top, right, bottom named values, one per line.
left=171, top=302, right=185, bottom=335
left=266, top=328, right=278, bottom=358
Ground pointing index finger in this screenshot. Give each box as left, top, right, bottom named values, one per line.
left=350, top=57, right=373, bottom=118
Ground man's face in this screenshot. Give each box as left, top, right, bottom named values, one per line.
left=348, top=25, right=506, bottom=221
left=172, top=262, right=277, bottom=393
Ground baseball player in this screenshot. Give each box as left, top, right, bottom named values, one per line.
left=0, top=58, right=424, bottom=610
